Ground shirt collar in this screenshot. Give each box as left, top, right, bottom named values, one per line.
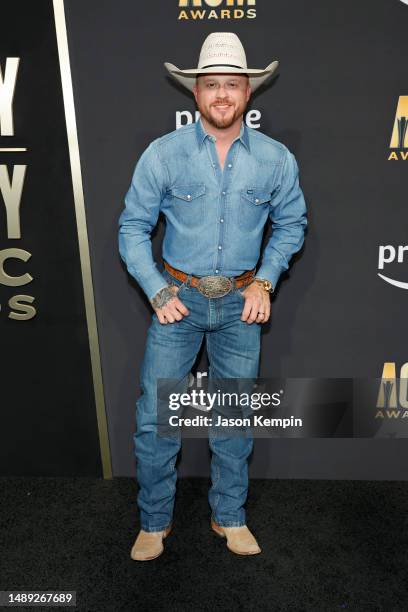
left=195, top=117, right=250, bottom=153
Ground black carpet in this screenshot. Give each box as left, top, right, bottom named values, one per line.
left=0, top=477, right=407, bottom=611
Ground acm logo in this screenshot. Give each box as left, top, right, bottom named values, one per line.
left=388, top=96, right=408, bottom=161
left=376, top=362, right=408, bottom=419
left=178, top=0, right=256, bottom=20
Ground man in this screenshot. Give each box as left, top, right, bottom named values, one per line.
left=118, top=32, right=307, bottom=561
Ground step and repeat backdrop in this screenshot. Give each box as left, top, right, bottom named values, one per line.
left=1, top=0, right=407, bottom=478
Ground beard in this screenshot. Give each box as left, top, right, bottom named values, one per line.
left=199, top=100, right=245, bottom=129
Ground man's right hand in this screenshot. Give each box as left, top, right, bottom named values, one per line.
left=150, top=285, right=190, bottom=324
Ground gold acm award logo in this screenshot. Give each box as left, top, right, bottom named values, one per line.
left=388, top=96, right=408, bottom=160
left=376, top=362, right=408, bottom=419
left=178, top=0, right=256, bottom=20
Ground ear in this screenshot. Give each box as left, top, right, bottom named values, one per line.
left=192, top=80, right=198, bottom=102
left=246, top=82, right=252, bottom=102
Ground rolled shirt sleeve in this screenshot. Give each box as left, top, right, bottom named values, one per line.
left=118, top=141, right=169, bottom=301
left=255, top=148, right=308, bottom=290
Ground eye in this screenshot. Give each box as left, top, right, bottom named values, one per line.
left=229, top=82, right=237, bottom=88
left=206, top=82, right=216, bottom=88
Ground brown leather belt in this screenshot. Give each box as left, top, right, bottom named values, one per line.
left=164, top=260, right=255, bottom=298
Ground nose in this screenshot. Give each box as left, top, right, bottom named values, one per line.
left=216, top=83, right=229, bottom=98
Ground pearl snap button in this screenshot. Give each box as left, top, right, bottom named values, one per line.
left=227, top=163, right=232, bottom=168
left=255, top=198, right=259, bottom=203
left=187, top=195, right=191, bottom=200
left=218, top=245, right=222, bottom=250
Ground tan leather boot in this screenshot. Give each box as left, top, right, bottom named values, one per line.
left=211, top=520, right=261, bottom=555
left=130, top=523, right=172, bottom=561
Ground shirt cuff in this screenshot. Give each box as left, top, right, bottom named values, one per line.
left=254, top=264, right=282, bottom=292
left=147, top=278, right=170, bottom=302
left=128, top=268, right=169, bottom=302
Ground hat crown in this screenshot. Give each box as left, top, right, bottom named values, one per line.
left=197, top=32, right=247, bottom=70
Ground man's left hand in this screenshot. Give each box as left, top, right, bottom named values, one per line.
left=239, top=281, right=271, bottom=324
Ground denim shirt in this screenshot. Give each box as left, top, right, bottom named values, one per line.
left=118, top=118, right=307, bottom=301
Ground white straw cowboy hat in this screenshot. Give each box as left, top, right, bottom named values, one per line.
left=164, top=32, right=279, bottom=93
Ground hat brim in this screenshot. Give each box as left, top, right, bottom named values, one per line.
left=164, top=61, right=279, bottom=93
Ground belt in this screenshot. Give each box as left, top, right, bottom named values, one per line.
left=164, top=260, right=255, bottom=298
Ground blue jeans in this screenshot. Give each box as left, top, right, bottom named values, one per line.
left=134, top=268, right=261, bottom=532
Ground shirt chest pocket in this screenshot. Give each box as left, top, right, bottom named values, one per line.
left=168, top=183, right=206, bottom=226
left=239, top=188, right=272, bottom=231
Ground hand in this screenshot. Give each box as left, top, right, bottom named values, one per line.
left=151, top=285, right=190, bottom=324
left=239, top=281, right=271, bottom=324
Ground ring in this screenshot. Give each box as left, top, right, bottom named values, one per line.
left=258, top=312, right=265, bottom=315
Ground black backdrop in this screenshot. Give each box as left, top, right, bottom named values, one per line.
left=1, top=0, right=408, bottom=478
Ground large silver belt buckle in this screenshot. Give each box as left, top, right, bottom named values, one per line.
left=196, top=275, right=233, bottom=298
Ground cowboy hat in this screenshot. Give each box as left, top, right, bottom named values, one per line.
left=164, top=32, right=279, bottom=93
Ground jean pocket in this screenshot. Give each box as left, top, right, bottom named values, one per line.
left=176, top=283, right=187, bottom=294
left=171, top=280, right=190, bottom=298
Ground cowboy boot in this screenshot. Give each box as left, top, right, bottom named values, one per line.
left=211, top=519, right=261, bottom=555
left=130, top=523, right=173, bottom=561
